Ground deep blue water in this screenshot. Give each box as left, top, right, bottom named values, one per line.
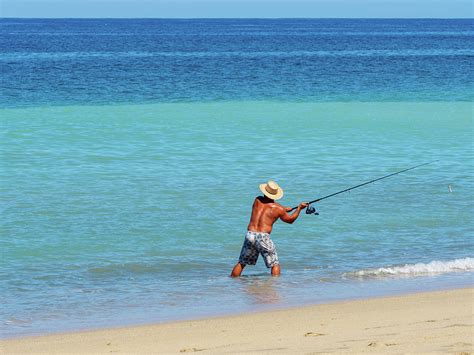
left=1, top=18, right=473, bottom=107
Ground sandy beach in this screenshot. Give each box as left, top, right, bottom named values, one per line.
left=2, top=287, right=472, bottom=354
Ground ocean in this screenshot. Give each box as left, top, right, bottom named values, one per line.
left=1, top=19, right=473, bottom=338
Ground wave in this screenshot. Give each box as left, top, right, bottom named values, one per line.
left=344, top=257, right=474, bottom=279
left=1, top=49, right=473, bottom=61
left=87, top=260, right=221, bottom=276
left=3, top=31, right=474, bottom=37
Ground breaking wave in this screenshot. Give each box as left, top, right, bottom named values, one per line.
left=344, top=257, right=474, bottom=279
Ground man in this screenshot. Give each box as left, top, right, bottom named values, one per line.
left=231, top=180, right=308, bottom=277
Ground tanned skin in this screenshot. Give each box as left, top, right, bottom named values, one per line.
left=231, top=196, right=308, bottom=277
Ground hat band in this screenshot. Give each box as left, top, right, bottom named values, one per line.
left=265, top=185, right=278, bottom=195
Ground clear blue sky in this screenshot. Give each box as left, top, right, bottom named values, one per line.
left=2, top=0, right=472, bottom=18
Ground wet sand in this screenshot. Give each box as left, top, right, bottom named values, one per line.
left=2, top=288, right=473, bottom=354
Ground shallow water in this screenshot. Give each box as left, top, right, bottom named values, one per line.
left=1, top=101, right=473, bottom=337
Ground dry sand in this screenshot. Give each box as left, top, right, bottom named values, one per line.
left=2, top=288, right=473, bottom=354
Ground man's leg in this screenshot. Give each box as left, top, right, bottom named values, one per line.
left=257, top=234, right=280, bottom=276
left=230, top=262, right=245, bottom=277
left=232, top=232, right=258, bottom=277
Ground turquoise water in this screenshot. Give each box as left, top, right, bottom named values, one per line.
left=1, top=101, right=473, bottom=337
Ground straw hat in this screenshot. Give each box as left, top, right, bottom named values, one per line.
left=259, top=180, right=284, bottom=200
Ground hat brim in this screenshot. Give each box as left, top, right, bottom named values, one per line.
left=259, top=184, right=284, bottom=200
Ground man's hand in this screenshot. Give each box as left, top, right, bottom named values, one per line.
left=299, top=202, right=309, bottom=209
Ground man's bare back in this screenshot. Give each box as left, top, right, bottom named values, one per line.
left=247, top=196, right=306, bottom=234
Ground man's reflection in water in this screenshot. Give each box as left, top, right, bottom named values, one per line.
left=239, top=275, right=280, bottom=304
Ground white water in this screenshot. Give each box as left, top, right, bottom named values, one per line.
left=345, top=258, right=474, bottom=278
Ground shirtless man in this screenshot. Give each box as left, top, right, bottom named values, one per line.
left=230, top=180, right=308, bottom=277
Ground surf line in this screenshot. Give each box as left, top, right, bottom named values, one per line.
left=289, top=160, right=438, bottom=215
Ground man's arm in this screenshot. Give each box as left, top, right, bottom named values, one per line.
left=279, top=202, right=309, bottom=224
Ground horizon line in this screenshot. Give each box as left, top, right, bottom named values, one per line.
left=1, top=17, right=473, bottom=20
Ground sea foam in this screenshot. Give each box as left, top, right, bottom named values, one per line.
left=344, top=257, right=474, bottom=278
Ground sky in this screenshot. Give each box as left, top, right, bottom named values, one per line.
left=1, top=0, right=472, bottom=18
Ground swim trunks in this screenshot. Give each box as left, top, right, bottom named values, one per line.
left=238, top=231, right=279, bottom=268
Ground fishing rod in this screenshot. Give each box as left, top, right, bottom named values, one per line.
left=288, top=160, right=438, bottom=214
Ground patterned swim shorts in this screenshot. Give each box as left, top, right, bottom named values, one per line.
left=238, top=231, right=279, bottom=268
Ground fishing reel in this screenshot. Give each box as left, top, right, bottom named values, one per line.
left=305, top=204, right=319, bottom=215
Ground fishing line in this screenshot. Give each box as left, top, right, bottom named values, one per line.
left=288, top=160, right=438, bottom=214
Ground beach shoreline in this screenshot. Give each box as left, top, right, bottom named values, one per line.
left=2, top=287, right=472, bottom=354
